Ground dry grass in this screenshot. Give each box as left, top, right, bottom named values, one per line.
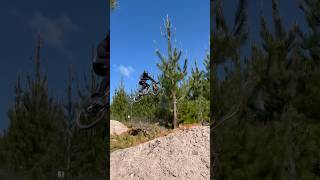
left=178, top=122, right=202, bottom=129
left=110, top=121, right=172, bottom=152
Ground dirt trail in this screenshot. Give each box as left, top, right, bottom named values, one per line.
left=110, top=126, right=210, bottom=180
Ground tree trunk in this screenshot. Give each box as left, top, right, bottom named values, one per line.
left=66, top=131, right=71, bottom=180
left=173, top=91, right=177, bottom=129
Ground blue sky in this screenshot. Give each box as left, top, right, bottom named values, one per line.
left=222, top=0, right=308, bottom=53
left=110, top=0, right=210, bottom=97
left=216, top=0, right=307, bottom=79
left=0, top=0, right=107, bottom=131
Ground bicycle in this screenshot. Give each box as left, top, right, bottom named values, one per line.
left=75, top=91, right=109, bottom=129
left=133, top=81, right=160, bottom=102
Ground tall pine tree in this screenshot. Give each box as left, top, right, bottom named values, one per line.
left=156, top=15, right=187, bottom=129
left=5, top=36, right=64, bottom=178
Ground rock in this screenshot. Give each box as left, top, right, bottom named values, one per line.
left=110, top=126, right=210, bottom=180
left=110, top=120, right=129, bottom=136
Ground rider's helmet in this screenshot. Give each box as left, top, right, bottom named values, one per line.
left=143, top=70, right=148, bottom=76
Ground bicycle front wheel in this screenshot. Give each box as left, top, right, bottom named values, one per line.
left=76, top=108, right=106, bottom=129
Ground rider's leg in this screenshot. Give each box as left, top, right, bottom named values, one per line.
left=145, top=81, right=150, bottom=90
left=87, top=76, right=106, bottom=113
left=142, top=82, right=149, bottom=92
left=87, top=36, right=109, bottom=114
left=99, top=76, right=107, bottom=96
left=139, top=81, right=144, bottom=93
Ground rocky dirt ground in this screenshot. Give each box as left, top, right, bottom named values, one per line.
left=110, top=125, right=210, bottom=180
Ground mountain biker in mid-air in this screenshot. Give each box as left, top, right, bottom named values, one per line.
left=87, top=34, right=110, bottom=113
left=138, top=70, right=156, bottom=95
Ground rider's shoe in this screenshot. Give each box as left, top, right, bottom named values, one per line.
left=87, top=96, right=104, bottom=114
left=87, top=103, right=103, bottom=114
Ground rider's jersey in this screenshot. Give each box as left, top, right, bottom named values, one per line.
left=93, top=35, right=109, bottom=76
left=140, top=73, right=154, bottom=82
left=96, top=35, right=110, bottom=61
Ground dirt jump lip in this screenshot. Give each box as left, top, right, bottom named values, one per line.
left=110, top=126, right=210, bottom=180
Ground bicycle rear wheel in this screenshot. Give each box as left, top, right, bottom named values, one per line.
left=152, top=82, right=160, bottom=95
left=76, top=108, right=106, bottom=129
left=75, top=98, right=107, bottom=129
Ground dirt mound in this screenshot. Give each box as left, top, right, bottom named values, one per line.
left=110, top=126, right=210, bottom=180
left=110, top=120, right=129, bottom=135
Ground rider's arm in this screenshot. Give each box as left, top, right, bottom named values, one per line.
left=147, top=75, right=156, bottom=82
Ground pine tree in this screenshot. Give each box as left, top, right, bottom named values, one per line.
left=110, top=0, right=118, bottom=10
left=156, top=15, right=187, bottom=129
left=211, top=0, right=248, bottom=129
left=132, top=92, right=159, bottom=122
left=178, top=60, right=210, bottom=124
left=61, top=67, right=76, bottom=180
left=189, top=60, right=204, bottom=100
left=203, top=50, right=210, bottom=101
left=5, top=35, right=64, bottom=178
left=212, top=0, right=248, bottom=179
left=246, top=0, right=298, bottom=122
left=110, top=77, right=129, bottom=121
left=299, top=0, right=320, bottom=66
left=213, top=0, right=320, bottom=179
left=0, top=132, right=5, bottom=169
